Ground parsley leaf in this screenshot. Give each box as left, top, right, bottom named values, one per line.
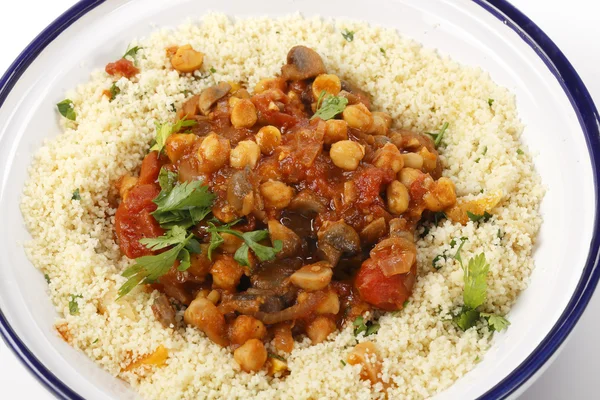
left=69, top=294, right=82, bottom=315
left=44, top=274, right=51, bottom=284
left=467, top=211, right=492, bottom=223
left=118, top=233, right=194, bottom=298
left=123, top=46, right=142, bottom=60
left=71, top=188, right=81, bottom=201
left=150, top=117, right=197, bottom=153
left=481, top=313, right=511, bottom=332
left=488, top=98, right=494, bottom=107
left=425, top=122, right=449, bottom=148
left=57, top=99, right=76, bottom=121
left=209, top=67, right=217, bottom=74
left=341, top=29, right=355, bottom=42
left=352, top=316, right=380, bottom=336
left=311, top=92, right=348, bottom=121
left=109, top=82, right=120, bottom=101
left=432, top=254, right=446, bottom=270
left=463, top=253, right=489, bottom=309
left=268, top=353, right=286, bottom=362
left=454, top=307, right=480, bottom=331
left=517, top=149, right=524, bottom=155
left=380, top=48, right=386, bottom=56
left=140, top=225, right=188, bottom=251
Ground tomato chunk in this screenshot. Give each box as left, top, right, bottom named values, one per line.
left=105, top=58, right=139, bottom=79
left=138, top=151, right=162, bottom=185
left=115, top=184, right=164, bottom=258
left=355, top=258, right=415, bottom=311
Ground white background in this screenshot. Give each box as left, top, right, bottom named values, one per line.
left=0, top=1, right=597, bottom=399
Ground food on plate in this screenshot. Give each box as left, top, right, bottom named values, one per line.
left=21, top=14, right=543, bottom=400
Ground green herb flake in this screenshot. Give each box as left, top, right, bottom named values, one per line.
left=433, top=211, right=446, bottom=226
left=432, top=254, right=446, bottom=270
left=488, top=98, right=494, bottom=107
left=44, top=274, right=51, bottom=284
left=467, top=211, right=492, bottom=223
left=109, top=82, right=121, bottom=101
left=268, top=353, right=286, bottom=362
left=482, top=146, right=488, bottom=155
left=403, top=300, right=409, bottom=308
left=481, top=313, right=511, bottom=332
left=123, top=46, right=142, bottom=60
left=340, top=360, right=347, bottom=366
left=341, top=29, right=355, bottom=42
left=169, top=103, right=176, bottom=113
left=454, top=307, right=480, bottom=331
left=69, top=294, right=83, bottom=315
left=497, top=229, right=503, bottom=240
left=57, top=99, right=76, bottom=121
left=209, top=67, right=217, bottom=74
left=425, top=122, right=449, bottom=148
left=352, top=315, right=380, bottom=337
left=311, top=92, right=348, bottom=121
left=71, top=188, right=81, bottom=201
left=92, top=338, right=99, bottom=344
left=380, top=48, right=386, bottom=56
left=150, top=117, right=197, bottom=153
left=517, top=148, right=524, bottom=155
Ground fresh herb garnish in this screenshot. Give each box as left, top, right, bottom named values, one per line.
left=71, top=188, right=81, bottom=201
left=169, top=103, right=176, bottom=113
left=140, top=225, right=189, bottom=251
left=209, top=67, right=217, bottom=74
left=482, top=146, right=488, bottom=155
left=340, top=360, right=347, bottom=366
left=425, top=122, right=449, bottom=148
left=352, top=316, right=380, bottom=337
left=488, top=98, right=494, bottom=107
left=150, top=117, right=197, bottom=153
left=480, top=312, right=511, bottom=332
left=497, top=229, right=503, bottom=240
left=44, top=274, right=51, bottom=284
left=69, top=294, right=82, bottom=315
left=311, top=91, right=348, bottom=121
left=403, top=300, right=409, bottom=308
left=92, top=338, right=99, bottom=344
left=207, top=221, right=282, bottom=268
left=109, top=82, right=120, bottom=101
left=517, top=149, right=524, bottom=155
left=341, top=29, right=355, bottom=42
left=118, top=232, right=195, bottom=298
left=268, top=353, right=286, bottom=362
left=432, top=254, right=446, bottom=270
left=467, top=211, right=492, bottom=223
left=57, top=99, right=76, bottom=121
left=123, top=46, right=142, bottom=60
left=151, top=169, right=215, bottom=228
left=380, top=48, right=386, bottom=56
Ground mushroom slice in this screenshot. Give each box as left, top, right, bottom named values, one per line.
left=359, top=217, right=387, bottom=245
left=289, top=190, right=327, bottom=215
left=281, top=46, right=327, bottom=81
left=318, top=220, right=361, bottom=255
left=267, top=219, right=302, bottom=259
left=151, top=294, right=177, bottom=329
left=227, top=168, right=254, bottom=214
left=199, top=81, right=231, bottom=115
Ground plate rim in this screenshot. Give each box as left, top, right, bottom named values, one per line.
left=0, top=1, right=598, bottom=399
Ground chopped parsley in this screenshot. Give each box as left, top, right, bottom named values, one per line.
left=497, top=229, right=503, bottom=240
left=482, top=146, right=488, bottom=155
left=57, top=99, right=76, bottom=121
left=432, top=254, right=446, bottom=270
left=352, top=315, right=380, bottom=337
left=268, top=353, right=286, bottom=362
left=433, top=211, right=446, bottom=225
left=380, top=47, right=386, bottom=56
left=340, top=360, right=347, bottom=366
left=207, top=221, right=282, bottom=268
left=108, top=82, right=120, bottom=101
left=467, top=211, right=492, bottom=223
left=517, top=149, right=524, bottom=155
left=92, top=338, right=99, bottom=344
left=123, top=45, right=142, bottom=61
left=311, top=91, right=348, bottom=121
left=403, top=300, right=409, bottom=308
left=488, top=98, right=494, bottom=107
left=71, top=188, right=81, bottom=201
left=341, top=29, right=355, bottom=42
left=69, top=294, right=82, bottom=315
left=150, top=117, right=197, bottom=153
left=209, top=67, right=217, bottom=74
left=425, top=122, right=449, bottom=148
left=169, top=103, right=176, bottom=113
left=44, top=274, right=51, bottom=284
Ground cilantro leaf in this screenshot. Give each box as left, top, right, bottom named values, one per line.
left=432, top=254, right=446, bottom=270
left=57, top=99, right=76, bottom=121
left=340, top=360, right=347, bottom=366
left=425, top=122, right=449, bottom=148
left=488, top=98, right=494, bottom=107
left=150, top=118, right=197, bottom=153
left=69, top=294, right=83, bottom=315
left=454, top=307, right=480, bottom=331
left=118, top=234, right=194, bottom=297
left=311, top=92, right=348, bottom=121
left=463, top=253, right=489, bottom=310
left=352, top=316, right=380, bottom=336
left=108, top=82, right=120, bottom=101
left=44, top=274, right=51, bottom=284
left=453, top=237, right=468, bottom=265
left=158, top=168, right=178, bottom=193
left=123, top=46, right=142, bottom=60
left=517, top=149, right=524, bottom=155
left=140, top=225, right=188, bottom=251
left=71, top=188, right=81, bottom=201
left=341, top=29, right=355, bottom=42
left=467, top=211, right=492, bottom=223
left=209, top=67, right=217, bottom=74
left=481, top=313, right=511, bottom=332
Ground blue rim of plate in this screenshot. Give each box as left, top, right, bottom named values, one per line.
left=0, top=0, right=599, bottom=399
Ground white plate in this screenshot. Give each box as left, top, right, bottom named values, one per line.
left=0, top=0, right=599, bottom=399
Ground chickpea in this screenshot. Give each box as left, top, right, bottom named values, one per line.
left=171, top=44, right=204, bottom=73
left=312, top=74, right=342, bottom=99
left=167, top=133, right=199, bottom=163
left=267, top=357, right=288, bottom=376
left=206, top=290, right=220, bottom=304
left=372, top=143, right=404, bottom=173
left=260, top=180, right=294, bottom=209
left=342, top=103, right=373, bottom=131
left=324, top=119, right=348, bottom=145
left=197, top=133, right=231, bottom=172
left=315, top=290, right=340, bottom=314
left=234, top=88, right=251, bottom=99
left=306, top=316, right=337, bottom=344
left=184, top=297, right=228, bottom=346
left=398, top=167, right=424, bottom=188
left=256, top=126, right=282, bottom=155
left=330, top=140, right=365, bottom=171
left=230, top=315, right=267, bottom=345
left=369, top=112, right=392, bottom=136
left=254, top=77, right=287, bottom=94
left=387, top=180, right=410, bottom=215
left=347, top=341, right=382, bottom=384
left=210, top=256, right=244, bottom=291
left=423, top=177, right=457, bottom=211
left=402, top=152, right=424, bottom=169
left=234, top=339, right=268, bottom=372
left=419, top=147, right=438, bottom=172
left=230, top=99, right=258, bottom=128
left=230, top=140, right=261, bottom=169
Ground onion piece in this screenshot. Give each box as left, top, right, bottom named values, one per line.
left=370, top=237, right=417, bottom=277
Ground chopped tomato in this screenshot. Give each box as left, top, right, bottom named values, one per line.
left=138, top=151, right=162, bottom=185
left=115, top=184, right=164, bottom=258
left=105, top=58, right=139, bottom=79
left=252, top=91, right=299, bottom=129
left=354, top=258, right=415, bottom=311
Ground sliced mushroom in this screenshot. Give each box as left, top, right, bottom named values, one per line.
left=151, top=294, right=177, bottom=329
left=227, top=168, right=253, bottom=213
left=289, top=261, right=333, bottom=291
left=198, top=82, right=231, bottom=115
left=179, top=95, right=200, bottom=118
left=318, top=220, right=361, bottom=255
left=288, top=190, right=327, bottom=215
left=281, top=46, right=327, bottom=81
left=359, top=217, right=387, bottom=245
left=267, top=219, right=302, bottom=259
left=340, top=80, right=372, bottom=109
left=317, top=242, right=342, bottom=267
